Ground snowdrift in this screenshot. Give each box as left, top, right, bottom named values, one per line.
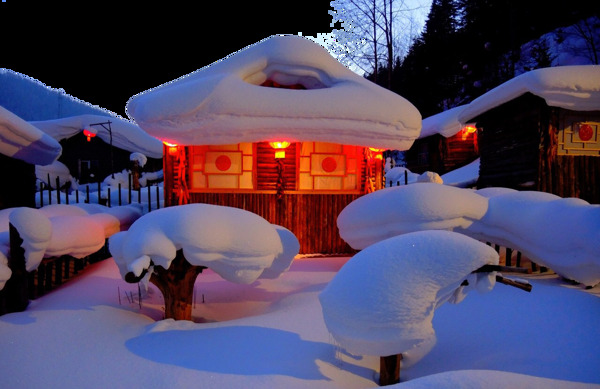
left=338, top=184, right=600, bottom=286
left=319, top=230, right=499, bottom=366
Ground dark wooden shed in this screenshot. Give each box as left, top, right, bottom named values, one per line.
left=459, top=66, right=600, bottom=204
left=404, top=105, right=479, bottom=175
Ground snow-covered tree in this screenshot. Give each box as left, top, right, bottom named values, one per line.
left=109, top=204, right=299, bottom=321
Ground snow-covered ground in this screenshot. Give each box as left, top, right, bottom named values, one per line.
left=0, top=254, right=598, bottom=388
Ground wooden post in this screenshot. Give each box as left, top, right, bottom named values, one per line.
left=1, top=223, right=30, bottom=314
left=379, top=354, right=402, bottom=386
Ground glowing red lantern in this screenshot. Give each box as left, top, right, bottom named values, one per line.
left=83, top=129, right=97, bottom=142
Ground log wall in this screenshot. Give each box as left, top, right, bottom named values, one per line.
left=476, top=93, right=545, bottom=189
left=189, top=192, right=359, bottom=254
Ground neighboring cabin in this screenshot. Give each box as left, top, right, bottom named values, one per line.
left=0, top=69, right=163, bottom=186
left=403, top=105, right=479, bottom=176
left=458, top=65, right=600, bottom=204
left=126, top=35, right=422, bottom=254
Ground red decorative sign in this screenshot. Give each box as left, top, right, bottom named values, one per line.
left=321, top=157, right=338, bottom=173
left=578, top=123, right=593, bottom=142
left=215, top=155, right=232, bottom=171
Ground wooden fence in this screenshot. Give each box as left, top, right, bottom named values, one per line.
left=37, top=174, right=163, bottom=211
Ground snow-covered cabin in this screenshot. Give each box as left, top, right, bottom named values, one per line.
left=31, top=115, right=163, bottom=185
left=127, top=35, right=421, bottom=254
left=403, top=105, right=479, bottom=177
left=0, top=105, right=61, bottom=208
left=459, top=65, right=600, bottom=204
left=0, top=69, right=163, bottom=185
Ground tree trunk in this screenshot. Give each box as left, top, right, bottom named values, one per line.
left=379, top=354, right=402, bottom=386
left=0, top=223, right=30, bottom=315
left=149, top=249, right=205, bottom=321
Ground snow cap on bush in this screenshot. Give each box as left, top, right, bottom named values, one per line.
left=319, top=230, right=499, bottom=365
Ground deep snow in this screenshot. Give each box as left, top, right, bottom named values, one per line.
left=0, top=255, right=597, bottom=388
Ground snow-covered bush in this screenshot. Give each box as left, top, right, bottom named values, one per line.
left=338, top=183, right=600, bottom=286
left=319, top=230, right=499, bottom=367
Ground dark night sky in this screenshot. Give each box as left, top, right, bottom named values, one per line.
left=0, top=1, right=333, bottom=117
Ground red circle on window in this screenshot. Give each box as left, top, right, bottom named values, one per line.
left=322, top=157, right=337, bottom=173
left=579, top=124, right=593, bottom=141
left=215, top=155, right=232, bottom=171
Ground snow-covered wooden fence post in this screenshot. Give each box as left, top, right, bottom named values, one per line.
left=379, top=354, right=402, bottom=386
left=1, top=224, right=30, bottom=314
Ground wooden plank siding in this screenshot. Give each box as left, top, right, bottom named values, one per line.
left=404, top=131, right=478, bottom=175
left=189, top=192, right=359, bottom=254
left=474, top=93, right=600, bottom=204
left=476, top=93, right=543, bottom=189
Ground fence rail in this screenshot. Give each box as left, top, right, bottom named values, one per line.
left=37, top=173, right=163, bottom=212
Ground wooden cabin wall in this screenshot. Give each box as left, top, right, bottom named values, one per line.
left=442, top=131, right=478, bottom=172
left=405, top=132, right=478, bottom=175
left=476, top=93, right=545, bottom=189
left=189, top=192, right=359, bottom=254
left=538, top=108, right=600, bottom=204
left=256, top=142, right=297, bottom=191
left=404, top=135, right=444, bottom=174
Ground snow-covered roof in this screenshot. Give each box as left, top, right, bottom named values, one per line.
left=126, top=35, right=422, bottom=150
left=459, top=65, right=600, bottom=123
left=0, top=105, right=62, bottom=165
left=30, top=114, right=163, bottom=159
left=420, top=105, right=468, bottom=138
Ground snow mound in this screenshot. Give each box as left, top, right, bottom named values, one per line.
left=337, top=183, right=488, bottom=249
left=8, top=208, right=52, bottom=272
left=259, top=225, right=300, bottom=279
left=388, top=369, right=600, bottom=389
left=109, top=204, right=295, bottom=284
left=126, top=35, right=421, bottom=150
left=0, top=105, right=61, bottom=165
left=319, top=230, right=499, bottom=364
left=338, top=184, right=600, bottom=286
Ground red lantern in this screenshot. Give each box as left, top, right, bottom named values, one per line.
left=83, top=129, right=96, bottom=142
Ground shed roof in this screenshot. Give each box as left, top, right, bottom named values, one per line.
left=459, top=65, right=600, bottom=123
left=126, top=35, right=422, bottom=150
left=30, top=114, right=163, bottom=159
left=420, top=105, right=468, bottom=139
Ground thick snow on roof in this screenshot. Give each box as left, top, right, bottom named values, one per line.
left=319, top=230, right=499, bottom=362
left=108, top=204, right=299, bottom=284
left=126, top=35, right=422, bottom=150
left=338, top=183, right=600, bottom=286
left=0, top=105, right=62, bottom=165
left=459, top=65, right=600, bottom=123
left=30, top=114, right=163, bottom=159
left=419, top=105, right=468, bottom=138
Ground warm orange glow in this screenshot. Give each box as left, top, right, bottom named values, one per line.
left=461, top=125, right=477, bottom=140
left=163, top=141, right=179, bottom=156
left=368, top=147, right=385, bottom=152
left=270, top=141, right=290, bottom=159
left=269, top=141, right=291, bottom=149
left=83, top=129, right=96, bottom=142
